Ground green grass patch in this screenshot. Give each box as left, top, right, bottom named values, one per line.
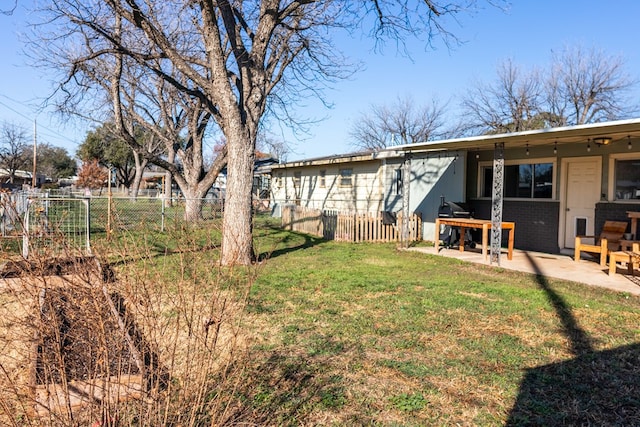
left=61, top=215, right=640, bottom=425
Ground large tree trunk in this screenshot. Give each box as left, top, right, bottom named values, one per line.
left=129, top=151, right=147, bottom=199
left=221, top=133, right=255, bottom=266
left=182, top=186, right=205, bottom=222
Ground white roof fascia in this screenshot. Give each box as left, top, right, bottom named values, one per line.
left=386, top=118, right=640, bottom=153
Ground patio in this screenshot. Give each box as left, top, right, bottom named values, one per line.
left=409, top=246, right=640, bottom=296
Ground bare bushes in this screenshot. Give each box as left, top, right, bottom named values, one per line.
left=0, top=225, right=255, bottom=426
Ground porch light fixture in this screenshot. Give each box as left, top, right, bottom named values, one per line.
left=525, top=143, right=529, bottom=156
left=628, top=135, right=632, bottom=150
left=593, top=136, right=612, bottom=146
left=553, top=141, right=557, bottom=155
left=587, top=139, right=591, bottom=152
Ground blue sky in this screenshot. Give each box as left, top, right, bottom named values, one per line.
left=1, top=1, right=640, bottom=160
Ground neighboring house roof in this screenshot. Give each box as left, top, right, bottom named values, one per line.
left=254, top=157, right=280, bottom=175
left=0, top=168, right=34, bottom=179
left=220, top=156, right=280, bottom=175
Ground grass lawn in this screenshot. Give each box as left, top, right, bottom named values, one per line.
left=236, top=217, right=640, bottom=425
left=3, top=215, right=639, bottom=425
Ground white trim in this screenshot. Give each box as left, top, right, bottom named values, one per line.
left=608, top=152, right=640, bottom=202
left=389, top=118, right=640, bottom=152
left=559, top=156, right=602, bottom=250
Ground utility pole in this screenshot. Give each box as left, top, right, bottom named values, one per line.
left=32, top=119, right=37, bottom=188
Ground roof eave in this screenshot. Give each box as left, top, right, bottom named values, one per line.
left=388, top=118, right=640, bottom=153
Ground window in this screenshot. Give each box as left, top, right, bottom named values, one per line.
left=479, top=160, right=554, bottom=199
left=395, top=168, right=403, bottom=194
left=319, top=170, right=326, bottom=188
left=613, top=157, right=640, bottom=200
left=339, top=168, right=353, bottom=187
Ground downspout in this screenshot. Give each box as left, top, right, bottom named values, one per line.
left=402, top=153, right=412, bottom=248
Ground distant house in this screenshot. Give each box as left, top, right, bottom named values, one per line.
left=253, top=156, right=279, bottom=200
left=271, top=118, right=640, bottom=254
left=0, top=168, right=46, bottom=189
left=210, top=155, right=279, bottom=203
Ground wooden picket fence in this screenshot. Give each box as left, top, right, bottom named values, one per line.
left=281, top=205, right=422, bottom=242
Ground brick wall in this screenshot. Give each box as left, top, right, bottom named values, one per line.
left=468, top=200, right=561, bottom=253
left=595, top=203, right=638, bottom=236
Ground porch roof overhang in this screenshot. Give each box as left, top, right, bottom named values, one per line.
left=385, top=118, right=640, bottom=154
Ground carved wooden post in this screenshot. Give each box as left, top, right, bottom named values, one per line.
left=491, top=142, right=505, bottom=265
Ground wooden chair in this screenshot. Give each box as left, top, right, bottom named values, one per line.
left=574, top=220, right=628, bottom=266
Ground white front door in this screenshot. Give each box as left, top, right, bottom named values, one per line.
left=563, top=157, right=601, bottom=248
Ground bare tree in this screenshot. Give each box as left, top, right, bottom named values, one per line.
left=462, top=48, right=638, bottom=135
left=258, top=132, right=291, bottom=163
left=1, top=1, right=16, bottom=15
left=461, top=58, right=548, bottom=134
left=350, top=95, right=447, bottom=150
left=32, top=0, right=494, bottom=265
left=547, top=45, right=637, bottom=125
left=0, top=122, right=30, bottom=185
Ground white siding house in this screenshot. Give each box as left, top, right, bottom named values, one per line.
left=271, top=150, right=464, bottom=238
left=272, top=119, right=640, bottom=254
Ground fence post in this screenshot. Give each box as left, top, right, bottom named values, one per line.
left=22, top=199, right=31, bottom=258
left=84, top=198, right=92, bottom=255
left=107, top=184, right=113, bottom=241
left=161, top=196, right=165, bottom=232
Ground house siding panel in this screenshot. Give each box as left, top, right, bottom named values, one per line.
left=271, top=160, right=386, bottom=214
left=468, top=200, right=561, bottom=253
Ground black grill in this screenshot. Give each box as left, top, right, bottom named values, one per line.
left=438, top=197, right=475, bottom=248
left=438, top=201, right=472, bottom=219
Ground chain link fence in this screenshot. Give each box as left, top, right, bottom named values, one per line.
left=0, top=190, right=228, bottom=258
left=90, top=196, right=224, bottom=234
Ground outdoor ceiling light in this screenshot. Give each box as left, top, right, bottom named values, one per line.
left=628, top=135, right=632, bottom=150
left=593, top=136, right=612, bottom=146
left=553, top=141, right=557, bottom=155
left=587, top=138, right=591, bottom=152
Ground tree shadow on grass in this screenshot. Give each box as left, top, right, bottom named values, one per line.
left=257, top=232, right=326, bottom=261
left=506, top=253, right=640, bottom=425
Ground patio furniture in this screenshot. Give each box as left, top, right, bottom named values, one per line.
left=435, top=217, right=515, bottom=261
left=574, top=220, right=628, bottom=266
left=608, top=243, right=640, bottom=276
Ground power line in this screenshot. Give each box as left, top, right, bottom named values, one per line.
left=0, top=95, right=81, bottom=145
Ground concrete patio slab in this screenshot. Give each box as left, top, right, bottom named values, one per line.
left=409, top=246, right=640, bottom=296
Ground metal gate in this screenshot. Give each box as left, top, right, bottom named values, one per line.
left=22, top=197, right=91, bottom=258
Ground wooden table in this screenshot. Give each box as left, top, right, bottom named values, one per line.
left=620, top=239, right=640, bottom=251
left=435, top=217, right=516, bottom=261
left=627, top=211, right=640, bottom=239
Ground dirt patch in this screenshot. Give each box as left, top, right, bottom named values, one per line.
left=0, top=257, right=166, bottom=423
left=36, top=285, right=141, bottom=384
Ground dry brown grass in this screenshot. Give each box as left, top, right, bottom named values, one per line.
left=0, top=227, right=253, bottom=426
